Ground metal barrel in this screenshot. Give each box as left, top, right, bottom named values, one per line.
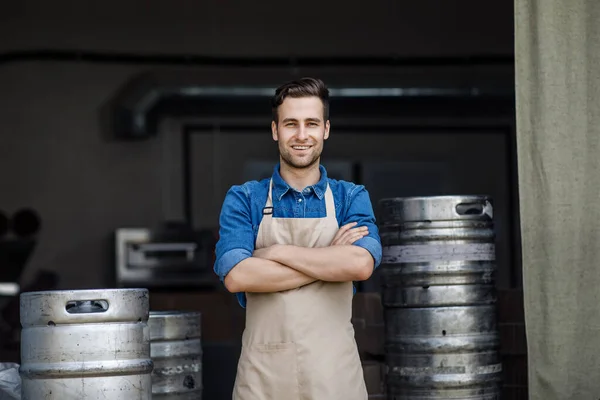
left=378, top=196, right=502, bottom=399
left=19, top=288, right=153, bottom=399
left=149, top=311, right=202, bottom=399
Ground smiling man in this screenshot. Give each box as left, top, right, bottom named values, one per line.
left=214, top=77, right=382, bottom=400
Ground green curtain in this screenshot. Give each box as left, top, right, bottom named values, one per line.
left=515, top=1, right=600, bottom=398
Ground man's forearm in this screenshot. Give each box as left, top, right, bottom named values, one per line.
left=223, top=256, right=317, bottom=293
left=266, top=244, right=374, bottom=282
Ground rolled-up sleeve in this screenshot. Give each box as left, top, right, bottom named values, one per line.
left=344, top=185, right=383, bottom=268
left=214, top=185, right=255, bottom=281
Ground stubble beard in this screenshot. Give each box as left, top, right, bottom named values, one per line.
left=279, top=144, right=322, bottom=170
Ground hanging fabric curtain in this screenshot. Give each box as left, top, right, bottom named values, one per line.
left=515, top=1, right=600, bottom=399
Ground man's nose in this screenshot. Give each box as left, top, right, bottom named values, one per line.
left=296, top=127, right=309, bottom=140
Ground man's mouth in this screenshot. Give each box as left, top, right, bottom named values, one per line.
left=292, top=145, right=311, bottom=150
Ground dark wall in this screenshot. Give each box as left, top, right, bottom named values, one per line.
left=0, top=3, right=518, bottom=396
left=1, top=1, right=513, bottom=56
left=0, top=1, right=515, bottom=290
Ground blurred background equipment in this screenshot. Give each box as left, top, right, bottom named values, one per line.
left=0, top=211, right=8, bottom=238
left=10, top=209, right=41, bottom=240
left=378, top=195, right=502, bottom=399
left=351, top=292, right=386, bottom=397
left=0, top=209, right=42, bottom=297
left=0, top=208, right=48, bottom=364
left=115, top=221, right=217, bottom=289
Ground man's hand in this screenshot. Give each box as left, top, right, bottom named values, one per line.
left=330, top=222, right=369, bottom=246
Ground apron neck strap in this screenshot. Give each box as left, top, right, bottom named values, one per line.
left=266, top=179, right=274, bottom=208
left=266, top=179, right=335, bottom=217
left=323, top=182, right=335, bottom=217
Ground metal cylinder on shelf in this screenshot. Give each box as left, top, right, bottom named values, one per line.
left=149, top=311, right=203, bottom=399
left=19, top=288, right=153, bottom=399
left=378, top=195, right=502, bottom=400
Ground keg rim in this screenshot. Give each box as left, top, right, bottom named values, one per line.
left=148, top=310, right=202, bottom=340
left=377, top=195, right=494, bottom=222
left=20, top=288, right=149, bottom=297
left=378, top=195, right=492, bottom=204
left=149, top=310, right=202, bottom=318
left=19, top=288, right=151, bottom=326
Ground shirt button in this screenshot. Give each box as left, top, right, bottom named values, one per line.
left=298, top=198, right=302, bottom=202
left=303, top=188, right=310, bottom=193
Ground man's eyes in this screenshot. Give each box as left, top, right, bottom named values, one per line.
left=286, top=123, right=318, bottom=127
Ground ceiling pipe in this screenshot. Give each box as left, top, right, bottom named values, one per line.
left=0, top=49, right=515, bottom=140
left=109, top=74, right=514, bottom=140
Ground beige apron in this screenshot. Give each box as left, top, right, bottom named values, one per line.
left=232, top=180, right=367, bottom=400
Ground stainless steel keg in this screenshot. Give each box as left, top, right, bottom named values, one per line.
left=20, top=288, right=153, bottom=399
left=378, top=196, right=502, bottom=399
left=149, top=311, right=202, bottom=399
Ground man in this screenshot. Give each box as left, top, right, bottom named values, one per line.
left=214, top=77, right=382, bottom=400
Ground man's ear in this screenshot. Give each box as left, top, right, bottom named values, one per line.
left=271, top=121, right=278, bottom=141
left=324, top=120, right=330, bottom=140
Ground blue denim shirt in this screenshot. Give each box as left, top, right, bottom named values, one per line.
left=214, top=163, right=382, bottom=307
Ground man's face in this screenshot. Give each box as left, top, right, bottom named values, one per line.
left=271, top=96, right=330, bottom=170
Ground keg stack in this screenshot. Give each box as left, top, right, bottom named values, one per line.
left=19, top=288, right=154, bottom=399
left=148, top=311, right=203, bottom=399
left=378, top=196, right=502, bottom=399
left=18, top=289, right=204, bottom=399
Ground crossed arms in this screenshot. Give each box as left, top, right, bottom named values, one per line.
left=223, top=223, right=374, bottom=294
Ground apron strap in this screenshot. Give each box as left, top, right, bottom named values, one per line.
left=323, top=183, right=335, bottom=218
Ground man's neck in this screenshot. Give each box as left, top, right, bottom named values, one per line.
left=279, top=160, right=321, bottom=191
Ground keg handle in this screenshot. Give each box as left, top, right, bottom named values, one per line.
left=65, top=300, right=109, bottom=314
left=455, top=200, right=493, bottom=218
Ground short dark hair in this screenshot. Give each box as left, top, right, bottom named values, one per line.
left=271, top=77, right=330, bottom=123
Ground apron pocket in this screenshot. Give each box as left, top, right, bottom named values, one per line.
left=233, top=342, right=300, bottom=400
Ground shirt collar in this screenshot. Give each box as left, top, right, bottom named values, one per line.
left=272, top=163, right=328, bottom=201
